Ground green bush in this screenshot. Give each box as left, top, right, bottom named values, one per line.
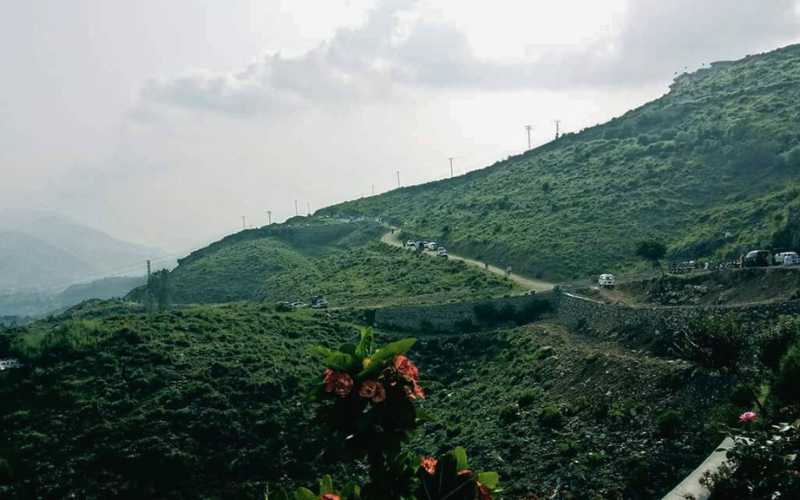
left=681, top=315, right=752, bottom=372
left=538, top=404, right=563, bottom=428
left=655, top=409, right=682, bottom=438
left=760, top=316, right=800, bottom=371
left=775, top=340, right=800, bottom=404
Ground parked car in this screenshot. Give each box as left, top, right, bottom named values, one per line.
left=598, top=273, right=616, bottom=288
left=743, top=250, right=771, bottom=267
left=310, top=295, right=329, bottom=309
left=425, top=241, right=438, bottom=251
left=783, top=252, right=800, bottom=266
left=290, top=301, right=307, bottom=309
left=437, top=247, right=448, bottom=258
left=276, top=301, right=293, bottom=312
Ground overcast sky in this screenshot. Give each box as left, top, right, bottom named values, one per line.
left=2, top=0, right=800, bottom=252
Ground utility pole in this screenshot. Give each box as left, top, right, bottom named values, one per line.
left=307, top=201, right=311, bottom=216
left=448, top=157, right=455, bottom=178
left=146, top=260, right=151, bottom=284
left=242, top=215, right=246, bottom=230
left=396, top=170, right=401, bottom=187
left=525, top=125, right=533, bottom=149
left=554, top=120, right=561, bottom=141
left=294, top=200, right=299, bottom=216
left=371, top=184, right=375, bottom=196
left=267, top=210, right=272, bottom=225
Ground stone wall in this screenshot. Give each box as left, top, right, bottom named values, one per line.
left=555, top=291, right=800, bottom=339
left=372, top=292, right=555, bottom=333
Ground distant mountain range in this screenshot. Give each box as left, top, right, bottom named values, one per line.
left=0, top=210, right=165, bottom=293
left=0, top=275, right=146, bottom=317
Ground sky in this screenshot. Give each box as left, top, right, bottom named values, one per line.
left=2, top=0, right=800, bottom=252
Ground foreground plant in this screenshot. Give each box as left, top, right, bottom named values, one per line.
left=269, top=328, right=501, bottom=500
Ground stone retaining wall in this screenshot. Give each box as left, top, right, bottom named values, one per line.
left=555, top=291, right=800, bottom=339
left=372, top=292, right=555, bottom=333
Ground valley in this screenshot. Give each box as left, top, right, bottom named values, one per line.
left=4, top=43, right=800, bottom=500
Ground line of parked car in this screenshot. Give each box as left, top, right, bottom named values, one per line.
left=405, top=240, right=448, bottom=258
left=276, top=295, right=329, bottom=311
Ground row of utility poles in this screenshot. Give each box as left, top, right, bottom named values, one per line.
left=242, top=120, right=563, bottom=230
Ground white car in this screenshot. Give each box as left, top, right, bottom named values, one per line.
left=598, top=274, right=616, bottom=288
left=425, top=242, right=438, bottom=250
left=437, top=247, right=448, bottom=258
left=783, top=252, right=800, bottom=266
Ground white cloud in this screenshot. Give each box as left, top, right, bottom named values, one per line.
left=142, top=0, right=800, bottom=115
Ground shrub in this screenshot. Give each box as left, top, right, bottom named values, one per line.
left=775, top=340, right=800, bottom=404
left=703, top=423, right=800, bottom=499
left=655, top=409, right=682, bottom=438
left=517, top=388, right=543, bottom=408
left=760, top=316, right=800, bottom=371
left=499, top=404, right=519, bottom=423
left=679, top=315, right=753, bottom=372
left=538, top=404, right=563, bottom=428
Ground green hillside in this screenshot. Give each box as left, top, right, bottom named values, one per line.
left=318, top=44, right=800, bottom=281
left=154, top=220, right=515, bottom=306
left=0, top=305, right=734, bottom=498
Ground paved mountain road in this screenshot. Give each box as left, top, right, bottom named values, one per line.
left=380, top=230, right=554, bottom=293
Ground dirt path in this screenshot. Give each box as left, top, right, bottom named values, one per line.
left=380, top=230, right=554, bottom=292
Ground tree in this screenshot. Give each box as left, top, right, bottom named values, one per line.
left=636, top=240, right=667, bottom=275
left=147, top=269, right=173, bottom=312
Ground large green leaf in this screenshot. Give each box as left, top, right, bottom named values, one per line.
left=452, top=447, right=469, bottom=471
left=477, top=471, right=499, bottom=489
left=313, top=345, right=360, bottom=371
left=319, top=475, right=334, bottom=494
left=358, top=337, right=416, bottom=378
left=355, top=327, right=374, bottom=358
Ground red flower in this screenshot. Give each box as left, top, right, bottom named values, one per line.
left=739, top=411, right=758, bottom=423
left=358, top=380, right=386, bottom=403
left=420, top=456, right=438, bottom=475
left=476, top=481, right=492, bottom=500
left=323, top=369, right=353, bottom=398
left=393, top=355, right=419, bottom=381
left=372, top=382, right=386, bottom=403
left=320, top=494, right=340, bottom=500
left=405, top=380, right=426, bottom=400
left=323, top=368, right=335, bottom=392
left=359, top=380, right=378, bottom=399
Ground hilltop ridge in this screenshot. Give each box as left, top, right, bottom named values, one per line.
left=318, top=44, right=800, bottom=280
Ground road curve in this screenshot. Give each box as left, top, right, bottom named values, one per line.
left=380, top=230, right=555, bottom=293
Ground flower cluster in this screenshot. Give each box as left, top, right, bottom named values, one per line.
left=415, top=449, right=499, bottom=500
left=321, top=354, right=424, bottom=404
left=269, top=329, right=501, bottom=500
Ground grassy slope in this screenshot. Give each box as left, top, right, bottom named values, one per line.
left=0, top=304, right=357, bottom=499
left=162, top=220, right=515, bottom=306
left=318, top=44, right=800, bottom=281
left=411, top=323, right=736, bottom=498
left=0, top=309, right=737, bottom=499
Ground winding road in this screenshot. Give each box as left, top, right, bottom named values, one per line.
left=380, top=230, right=554, bottom=293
